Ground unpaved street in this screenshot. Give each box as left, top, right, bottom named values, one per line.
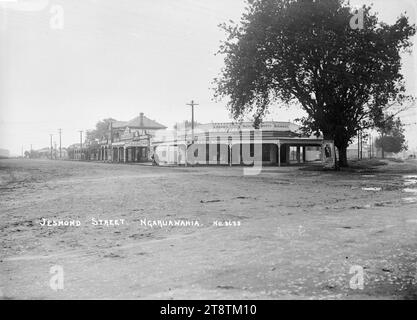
left=1, top=159, right=417, bottom=299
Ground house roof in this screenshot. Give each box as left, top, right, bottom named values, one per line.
left=110, top=114, right=166, bottom=130
left=125, top=115, right=167, bottom=129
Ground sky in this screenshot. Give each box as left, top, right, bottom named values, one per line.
left=0, top=0, right=416, bottom=155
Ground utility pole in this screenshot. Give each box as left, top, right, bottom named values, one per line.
left=186, top=100, right=199, bottom=142
left=58, top=129, right=62, bottom=159
left=79, top=130, right=83, bottom=160
left=357, top=131, right=360, bottom=160
left=49, top=134, right=53, bottom=160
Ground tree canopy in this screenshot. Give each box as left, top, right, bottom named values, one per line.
left=214, top=0, right=415, bottom=166
left=375, top=116, right=408, bottom=156
left=86, top=118, right=116, bottom=142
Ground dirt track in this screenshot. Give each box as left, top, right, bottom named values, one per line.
left=1, top=158, right=417, bottom=299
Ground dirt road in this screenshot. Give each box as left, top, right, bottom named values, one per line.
left=1, top=159, right=417, bottom=299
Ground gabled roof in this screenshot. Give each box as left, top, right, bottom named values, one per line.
left=109, top=115, right=166, bottom=130
left=125, top=115, right=167, bottom=130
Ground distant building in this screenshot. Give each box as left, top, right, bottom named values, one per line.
left=0, top=148, right=10, bottom=158
left=68, top=113, right=167, bottom=162
left=37, top=148, right=53, bottom=159
left=27, top=147, right=67, bottom=159
left=347, top=143, right=370, bottom=160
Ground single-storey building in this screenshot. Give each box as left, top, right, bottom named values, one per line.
left=152, top=121, right=324, bottom=166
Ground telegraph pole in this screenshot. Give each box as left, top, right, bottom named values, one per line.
left=49, top=134, right=53, bottom=160
left=58, top=129, right=62, bottom=159
left=186, top=100, right=199, bottom=142
left=79, top=130, right=83, bottom=160
left=357, top=131, right=360, bottom=159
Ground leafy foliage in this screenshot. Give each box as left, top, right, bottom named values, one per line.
left=214, top=0, right=415, bottom=166
left=375, top=117, right=408, bottom=154
left=86, top=118, right=116, bottom=142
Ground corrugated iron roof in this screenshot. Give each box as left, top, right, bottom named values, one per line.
left=125, top=115, right=167, bottom=129
left=109, top=115, right=166, bottom=130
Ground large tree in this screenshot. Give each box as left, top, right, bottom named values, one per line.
left=86, top=118, right=116, bottom=142
left=375, top=116, right=408, bottom=157
left=214, top=0, right=415, bottom=166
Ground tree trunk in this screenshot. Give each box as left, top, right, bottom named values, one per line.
left=338, top=146, right=348, bottom=167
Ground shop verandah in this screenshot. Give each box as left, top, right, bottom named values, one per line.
left=277, top=139, right=323, bottom=166
left=69, top=144, right=150, bottom=163
left=71, top=140, right=322, bottom=166
left=154, top=138, right=324, bottom=166
left=96, top=144, right=149, bottom=163
left=227, top=139, right=323, bottom=166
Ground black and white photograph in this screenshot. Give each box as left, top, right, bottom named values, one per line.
left=1, top=0, right=417, bottom=305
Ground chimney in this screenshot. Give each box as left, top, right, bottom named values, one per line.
left=140, top=112, right=144, bottom=127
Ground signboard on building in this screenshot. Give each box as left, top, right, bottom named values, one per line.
left=322, top=140, right=335, bottom=169
left=126, top=140, right=149, bottom=148
left=207, top=121, right=298, bottom=132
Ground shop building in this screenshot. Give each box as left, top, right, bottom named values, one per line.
left=69, top=113, right=167, bottom=162
left=152, top=121, right=324, bottom=166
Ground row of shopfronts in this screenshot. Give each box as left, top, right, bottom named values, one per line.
left=68, top=113, right=162, bottom=163
left=69, top=143, right=150, bottom=163
left=68, top=113, right=327, bottom=167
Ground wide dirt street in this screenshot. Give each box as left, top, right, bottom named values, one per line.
left=1, top=158, right=417, bottom=299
